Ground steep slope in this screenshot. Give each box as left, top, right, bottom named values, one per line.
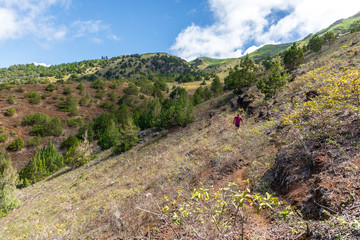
left=266, top=31, right=360, bottom=221
left=0, top=94, right=252, bottom=239
left=2, top=16, right=360, bottom=240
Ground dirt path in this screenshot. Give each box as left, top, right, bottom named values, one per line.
left=233, top=167, right=272, bottom=239
left=234, top=167, right=247, bottom=187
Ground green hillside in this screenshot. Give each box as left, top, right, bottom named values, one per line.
left=0, top=53, right=200, bottom=84
left=247, top=42, right=292, bottom=59
left=191, top=57, right=236, bottom=69
left=316, top=11, right=360, bottom=35
left=2, top=13, right=360, bottom=240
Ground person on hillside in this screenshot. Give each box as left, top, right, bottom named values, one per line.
left=233, top=113, right=244, bottom=128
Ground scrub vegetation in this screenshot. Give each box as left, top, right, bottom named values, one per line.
left=1, top=16, right=360, bottom=239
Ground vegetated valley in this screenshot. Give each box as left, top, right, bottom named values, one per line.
left=1, top=14, right=360, bottom=239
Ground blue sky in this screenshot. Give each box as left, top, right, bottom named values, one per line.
left=0, top=0, right=360, bottom=68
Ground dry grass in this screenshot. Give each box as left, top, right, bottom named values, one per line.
left=0, top=95, right=245, bottom=239
left=2, top=31, right=360, bottom=240
left=169, top=80, right=213, bottom=94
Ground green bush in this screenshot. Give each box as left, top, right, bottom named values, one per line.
left=109, top=83, right=117, bottom=89
left=99, top=101, right=116, bottom=111
left=26, top=91, right=42, bottom=104
left=159, top=88, right=194, bottom=128
left=113, top=134, right=139, bottom=155
left=6, top=96, right=15, bottom=104
left=7, top=138, right=24, bottom=151
left=107, top=91, right=117, bottom=101
left=224, top=55, right=257, bottom=90
left=123, top=83, right=139, bottom=95
left=57, top=95, right=78, bottom=114
left=308, top=34, right=322, bottom=52
left=79, top=96, right=88, bottom=106
left=0, top=131, right=9, bottom=143
left=210, top=76, right=223, bottom=97
left=63, top=146, right=90, bottom=168
left=45, top=84, right=58, bottom=92
left=256, top=60, right=288, bottom=99
left=62, top=117, right=84, bottom=128
left=61, top=135, right=80, bottom=150
left=140, top=82, right=154, bottom=95
left=154, top=79, right=169, bottom=92
left=30, top=117, right=62, bottom=137
left=283, top=42, right=304, bottom=70
left=22, top=113, right=51, bottom=126
left=19, top=140, right=65, bottom=186
left=26, top=136, right=41, bottom=147
left=91, top=79, right=106, bottom=90
left=23, top=113, right=62, bottom=137
left=192, top=86, right=212, bottom=105
left=76, top=123, right=95, bottom=142
left=97, top=123, right=120, bottom=150
left=63, top=87, right=72, bottom=95
left=95, top=90, right=105, bottom=99
left=4, top=108, right=16, bottom=117
left=350, top=21, right=360, bottom=33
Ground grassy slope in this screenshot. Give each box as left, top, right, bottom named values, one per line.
left=2, top=23, right=360, bottom=240
left=0, top=94, right=251, bottom=239
left=192, top=57, right=237, bottom=70
left=247, top=43, right=292, bottom=59
left=316, top=11, right=360, bottom=36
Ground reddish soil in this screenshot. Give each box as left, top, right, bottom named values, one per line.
left=0, top=82, right=126, bottom=170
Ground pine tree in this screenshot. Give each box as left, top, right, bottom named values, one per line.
left=97, top=120, right=120, bottom=150
left=257, top=60, right=288, bottom=99
left=224, top=55, right=257, bottom=90
left=210, top=76, right=223, bottom=97
left=308, top=34, right=322, bottom=52
left=19, top=140, right=64, bottom=185
left=283, top=43, right=304, bottom=70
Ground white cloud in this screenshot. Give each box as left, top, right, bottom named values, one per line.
left=0, top=0, right=69, bottom=42
left=109, top=34, right=121, bottom=41
left=172, top=0, right=360, bottom=61
left=0, top=0, right=113, bottom=44
left=33, top=62, right=51, bottom=67
left=244, top=45, right=262, bottom=55
left=71, top=20, right=109, bottom=38
left=0, top=8, right=21, bottom=40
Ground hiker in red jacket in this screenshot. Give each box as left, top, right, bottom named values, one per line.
left=233, top=114, right=243, bottom=128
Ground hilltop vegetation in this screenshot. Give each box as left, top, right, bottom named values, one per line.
left=0, top=53, right=200, bottom=84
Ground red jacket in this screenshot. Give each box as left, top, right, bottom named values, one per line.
left=234, top=116, right=243, bottom=125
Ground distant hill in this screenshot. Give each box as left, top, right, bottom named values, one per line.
left=0, top=53, right=200, bottom=83
left=191, top=11, right=360, bottom=71
left=247, top=42, right=292, bottom=60
left=316, top=11, right=360, bottom=36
